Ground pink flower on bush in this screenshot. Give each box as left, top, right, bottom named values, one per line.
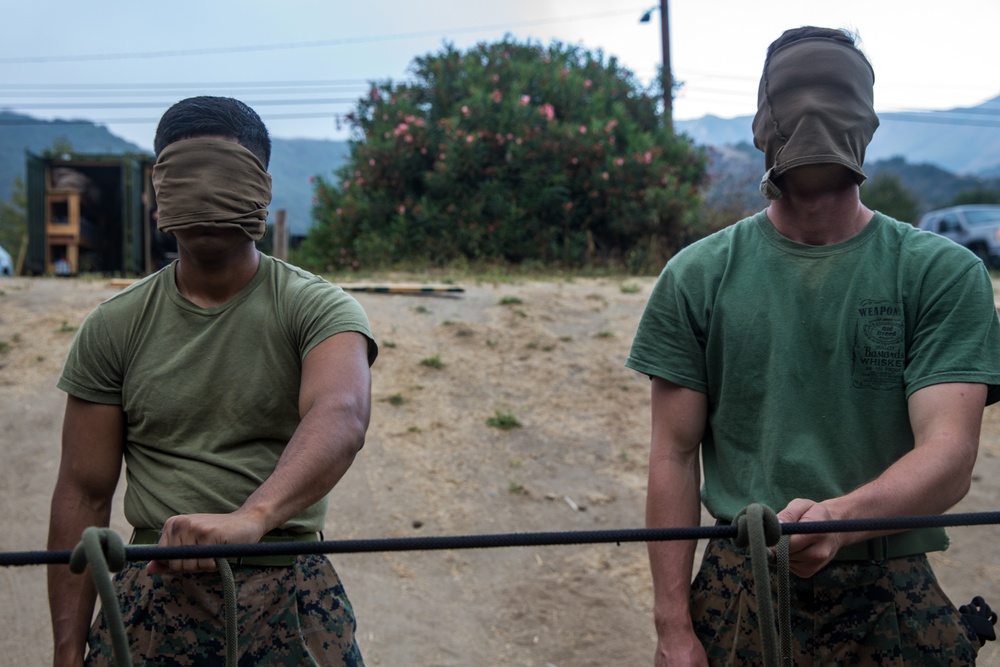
left=615, top=157, right=625, bottom=166
left=584, top=79, right=592, bottom=88
left=601, top=172, right=609, bottom=180
left=404, top=134, right=413, bottom=143
left=370, top=88, right=381, bottom=101
left=579, top=125, right=588, bottom=135
left=398, top=205, right=406, bottom=215
left=515, top=137, right=523, bottom=145
left=539, top=103, right=555, bottom=121
left=466, top=135, right=474, bottom=143
left=644, top=151, right=653, bottom=164
left=461, top=105, right=470, bottom=115
left=343, top=180, right=351, bottom=189
left=368, top=159, right=376, bottom=166
left=519, top=95, right=531, bottom=106
left=571, top=157, right=579, bottom=165
left=604, top=119, right=618, bottom=132
left=491, top=89, right=503, bottom=103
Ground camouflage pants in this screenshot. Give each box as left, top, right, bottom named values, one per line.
left=84, top=554, right=363, bottom=666
left=690, top=538, right=981, bottom=666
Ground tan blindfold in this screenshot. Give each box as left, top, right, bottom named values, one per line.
left=152, top=138, right=271, bottom=241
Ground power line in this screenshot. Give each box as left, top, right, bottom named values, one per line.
left=0, top=7, right=652, bottom=65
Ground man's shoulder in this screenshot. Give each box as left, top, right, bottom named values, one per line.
left=667, top=211, right=765, bottom=272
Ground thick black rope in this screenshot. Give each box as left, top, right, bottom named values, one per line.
left=10, top=511, right=999, bottom=568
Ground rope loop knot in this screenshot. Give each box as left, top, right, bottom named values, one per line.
left=69, top=527, right=126, bottom=574
left=733, top=503, right=782, bottom=549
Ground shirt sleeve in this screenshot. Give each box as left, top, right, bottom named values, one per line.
left=625, top=264, right=709, bottom=392
left=288, top=277, right=379, bottom=366
left=904, top=259, right=1000, bottom=404
left=56, top=307, right=125, bottom=404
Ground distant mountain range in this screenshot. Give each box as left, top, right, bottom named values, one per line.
left=0, top=111, right=350, bottom=235
left=2, top=95, right=999, bottom=235
left=677, top=94, right=1000, bottom=177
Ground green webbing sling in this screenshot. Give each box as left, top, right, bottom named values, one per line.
left=69, top=527, right=237, bottom=667
left=733, top=504, right=792, bottom=667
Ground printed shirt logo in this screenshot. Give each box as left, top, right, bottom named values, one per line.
left=851, top=300, right=905, bottom=390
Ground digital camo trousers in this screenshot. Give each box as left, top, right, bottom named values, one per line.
left=690, top=538, right=981, bottom=666
left=85, top=554, right=363, bottom=666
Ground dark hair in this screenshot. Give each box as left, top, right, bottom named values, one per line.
left=153, top=96, right=271, bottom=167
left=767, top=26, right=867, bottom=63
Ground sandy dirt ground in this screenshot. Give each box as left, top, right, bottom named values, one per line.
left=1, top=275, right=999, bottom=666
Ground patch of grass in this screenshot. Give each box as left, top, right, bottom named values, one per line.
left=487, top=410, right=522, bottom=430
left=382, top=340, right=397, bottom=348
left=594, top=330, right=615, bottom=339
left=420, top=354, right=444, bottom=369
left=559, top=335, right=574, bottom=343
left=620, top=282, right=641, bottom=294
left=486, top=339, right=498, bottom=348
left=513, top=308, right=528, bottom=318
left=454, top=328, right=474, bottom=338
left=413, top=305, right=431, bottom=315
left=382, top=393, right=406, bottom=406
left=0, top=341, right=10, bottom=354
left=498, top=296, right=523, bottom=306
left=57, top=320, right=78, bottom=333
left=507, top=481, right=527, bottom=495
left=408, top=426, right=422, bottom=433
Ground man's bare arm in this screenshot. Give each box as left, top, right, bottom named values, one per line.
left=647, top=377, right=709, bottom=667
left=48, top=396, right=125, bottom=667
left=778, top=382, right=986, bottom=577
left=150, top=331, right=372, bottom=573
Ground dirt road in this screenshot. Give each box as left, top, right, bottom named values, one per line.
left=1, top=276, right=998, bottom=666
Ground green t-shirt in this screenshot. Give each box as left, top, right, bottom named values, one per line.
left=58, top=255, right=378, bottom=532
left=626, top=211, right=1000, bottom=552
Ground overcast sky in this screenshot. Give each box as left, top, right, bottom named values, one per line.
left=3, top=0, right=998, bottom=150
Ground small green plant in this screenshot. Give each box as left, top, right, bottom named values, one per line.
left=408, top=426, right=422, bottom=433
left=383, top=393, right=406, bottom=406
left=487, top=411, right=522, bottom=430
left=414, top=305, right=431, bottom=315
left=486, top=339, right=498, bottom=348
left=420, top=354, right=444, bottom=369
left=383, top=340, right=397, bottom=348
left=498, top=296, right=523, bottom=306
left=0, top=341, right=10, bottom=354
left=57, top=320, right=78, bottom=333
left=454, top=328, right=473, bottom=338
left=620, top=283, right=641, bottom=294
left=508, top=481, right=527, bottom=495
left=594, top=330, right=614, bottom=339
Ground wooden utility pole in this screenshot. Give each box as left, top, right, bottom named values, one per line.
left=642, top=2, right=673, bottom=133
left=660, top=0, right=672, bottom=133
left=273, top=209, right=288, bottom=260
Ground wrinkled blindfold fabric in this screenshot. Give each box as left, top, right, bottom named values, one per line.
left=752, top=37, right=878, bottom=199
left=152, top=138, right=271, bottom=241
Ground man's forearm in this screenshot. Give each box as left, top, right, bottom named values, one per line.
left=48, top=485, right=112, bottom=665
left=236, top=396, right=367, bottom=533
left=647, top=451, right=702, bottom=635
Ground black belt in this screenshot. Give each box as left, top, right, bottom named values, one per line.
left=130, top=528, right=321, bottom=567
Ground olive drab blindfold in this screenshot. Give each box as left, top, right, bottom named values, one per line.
left=753, top=36, right=879, bottom=200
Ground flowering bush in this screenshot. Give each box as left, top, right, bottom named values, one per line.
left=300, top=37, right=707, bottom=271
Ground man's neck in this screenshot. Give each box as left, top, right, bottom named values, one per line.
left=766, top=184, right=874, bottom=246
left=175, top=243, right=261, bottom=308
